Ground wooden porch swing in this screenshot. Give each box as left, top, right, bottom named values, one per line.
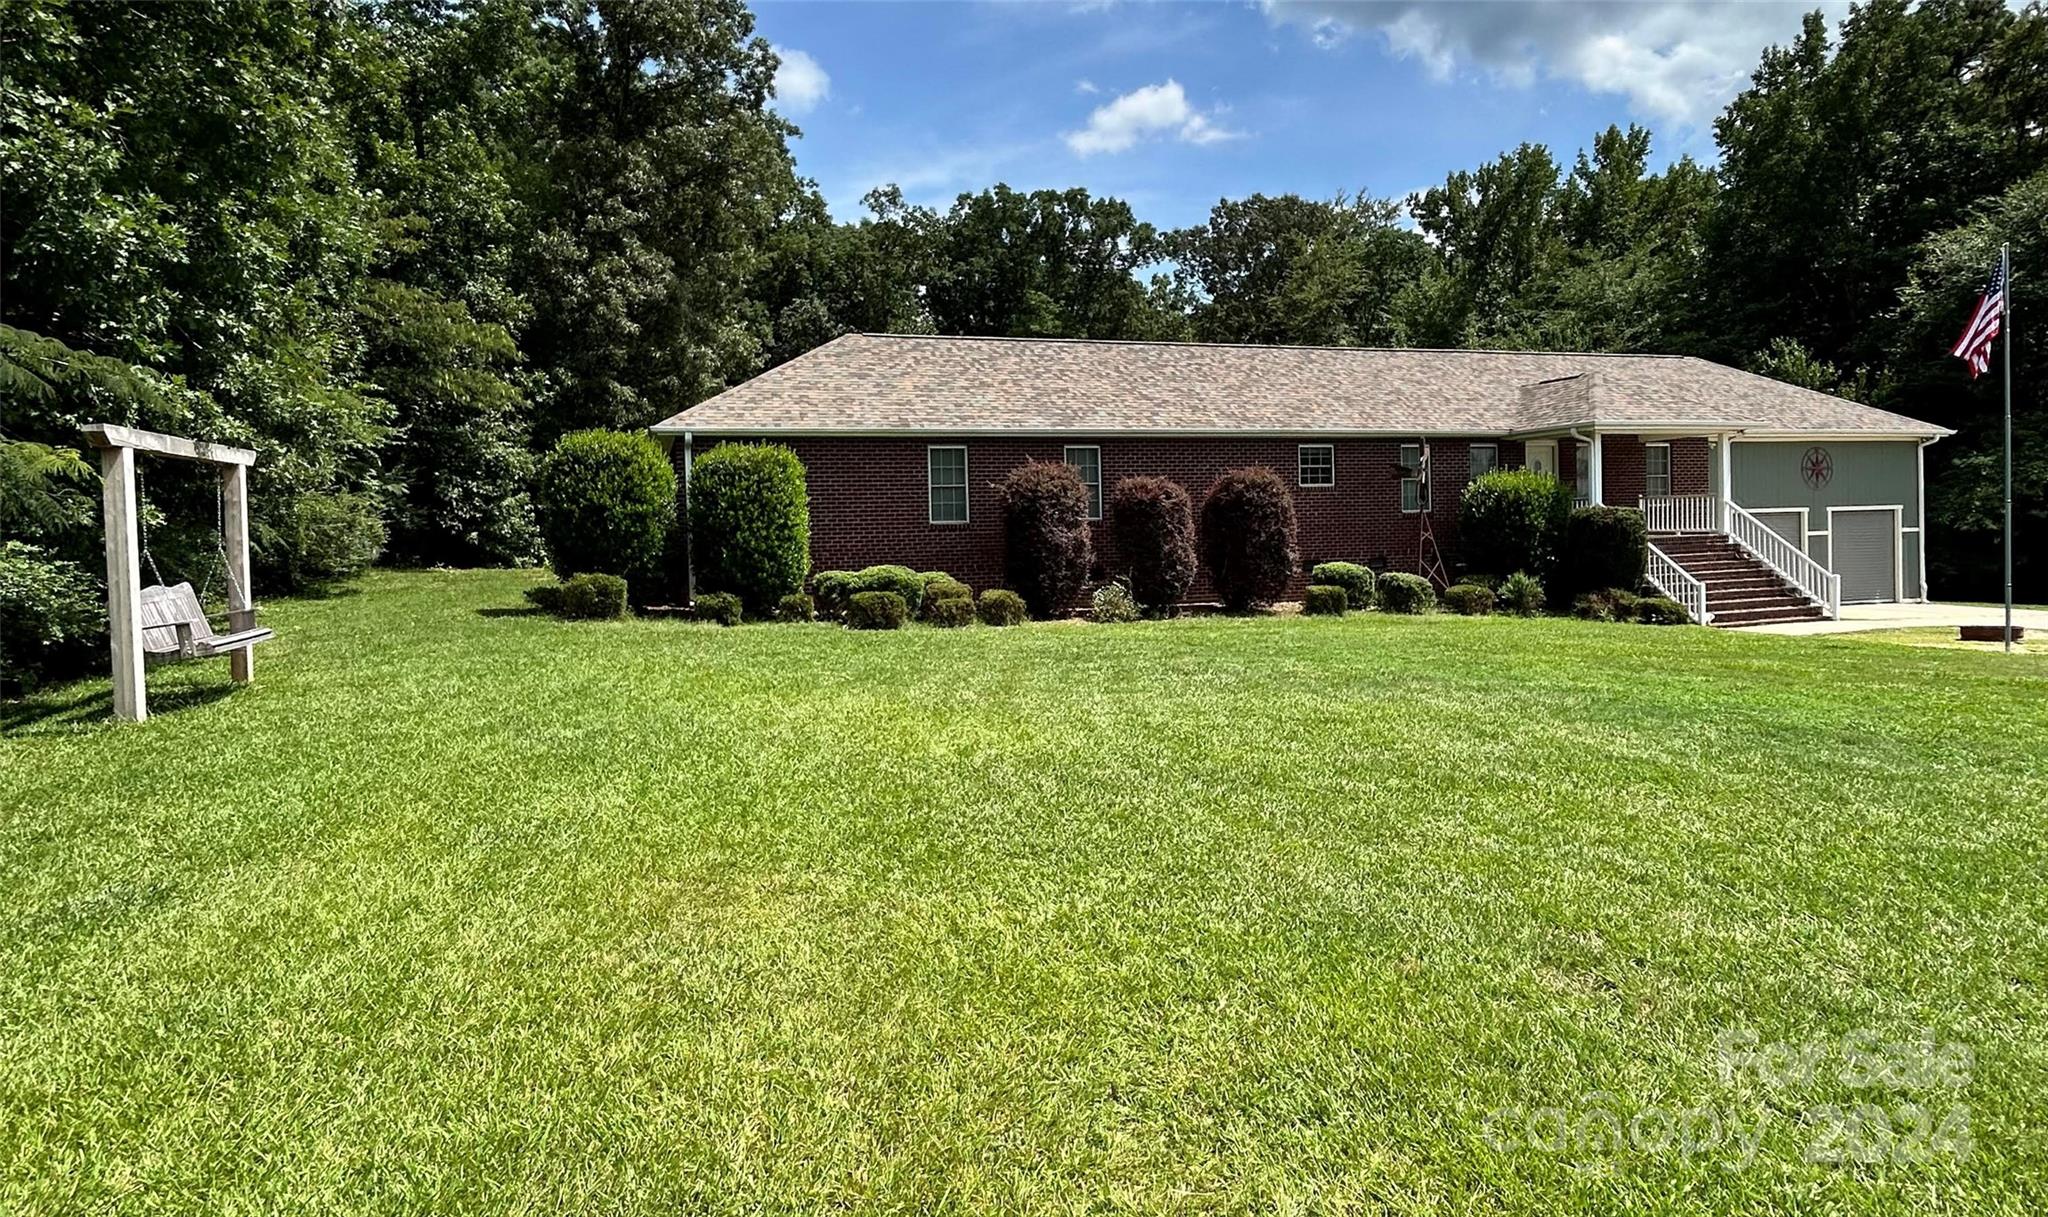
left=86, top=423, right=272, bottom=722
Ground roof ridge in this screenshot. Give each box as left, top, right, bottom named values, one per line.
left=853, top=332, right=1692, bottom=360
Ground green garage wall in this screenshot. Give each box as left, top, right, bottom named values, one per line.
left=1727, top=439, right=1924, bottom=598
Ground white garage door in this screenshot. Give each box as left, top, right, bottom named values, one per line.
left=1832, top=509, right=1899, bottom=603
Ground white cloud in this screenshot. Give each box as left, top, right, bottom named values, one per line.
left=771, top=47, right=830, bottom=115
left=1076, top=78, right=1100, bottom=94
left=1261, top=0, right=1850, bottom=126
left=1063, top=79, right=1242, bottom=156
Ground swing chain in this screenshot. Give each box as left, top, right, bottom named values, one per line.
left=133, top=461, right=238, bottom=618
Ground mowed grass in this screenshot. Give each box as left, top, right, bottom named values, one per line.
left=4, top=569, right=2047, bottom=1215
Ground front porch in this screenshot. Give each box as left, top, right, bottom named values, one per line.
left=1515, top=430, right=1841, bottom=628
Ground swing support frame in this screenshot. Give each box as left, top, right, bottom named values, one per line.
left=84, top=423, right=258, bottom=722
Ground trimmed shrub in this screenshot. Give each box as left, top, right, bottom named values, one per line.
left=1107, top=476, right=1197, bottom=614
left=687, top=443, right=810, bottom=616
left=524, top=573, right=628, bottom=620
left=845, top=590, right=907, bottom=630
left=919, top=576, right=973, bottom=621
left=1376, top=571, right=1437, bottom=614
left=997, top=461, right=1092, bottom=618
left=977, top=588, right=1028, bottom=626
left=926, top=595, right=977, bottom=628
left=812, top=571, right=857, bottom=618
left=536, top=429, right=677, bottom=597
left=1562, top=506, right=1648, bottom=599
left=774, top=592, right=816, bottom=622
left=1303, top=585, right=1348, bottom=616
left=1309, top=562, right=1373, bottom=610
left=1442, top=583, right=1496, bottom=616
left=919, top=571, right=959, bottom=592
left=1460, top=469, right=1572, bottom=580
left=1089, top=581, right=1141, bottom=624
left=1571, top=588, right=1641, bottom=622
left=1199, top=466, right=1299, bottom=612
left=849, top=565, right=925, bottom=615
left=693, top=590, right=743, bottom=626
left=1633, top=596, right=1691, bottom=625
left=1498, top=570, right=1545, bottom=617
left=561, top=573, right=628, bottom=619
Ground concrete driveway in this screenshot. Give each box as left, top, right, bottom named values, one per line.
left=1737, top=602, right=2048, bottom=636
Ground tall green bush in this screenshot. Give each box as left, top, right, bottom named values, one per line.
left=1199, top=467, right=1298, bottom=611
left=0, top=542, right=103, bottom=693
left=1460, top=469, right=1572, bottom=580
left=1107, top=476, right=1196, bottom=614
left=997, top=461, right=1092, bottom=618
left=687, top=442, right=810, bottom=615
left=535, top=430, right=677, bottom=598
left=1561, top=506, right=1648, bottom=598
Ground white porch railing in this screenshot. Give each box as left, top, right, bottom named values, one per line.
left=1639, top=493, right=1718, bottom=533
left=1646, top=543, right=1712, bottom=624
left=1571, top=495, right=1590, bottom=510
left=1726, top=502, right=1840, bottom=619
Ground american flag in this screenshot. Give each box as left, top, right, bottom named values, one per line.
left=1950, top=259, right=2006, bottom=377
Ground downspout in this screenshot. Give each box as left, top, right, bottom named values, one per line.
left=1917, top=434, right=1941, bottom=602
left=1567, top=427, right=1600, bottom=505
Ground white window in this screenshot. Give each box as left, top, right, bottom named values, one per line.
left=1298, top=444, right=1335, bottom=488
left=1400, top=443, right=1427, bottom=512
left=1644, top=443, right=1672, bottom=497
left=928, top=446, right=968, bottom=523
left=1064, top=445, right=1103, bottom=519
left=1469, top=443, right=1498, bottom=478
left=1574, top=443, right=1589, bottom=488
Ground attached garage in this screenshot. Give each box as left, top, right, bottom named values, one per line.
left=1728, top=438, right=1930, bottom=604
left=1830, top=507, right=1903, bottom=603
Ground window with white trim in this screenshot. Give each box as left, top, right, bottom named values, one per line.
left=1469, top=443, right=1498, bottom=479
left=1399, top=443, right=1427, bottom=512
left=1644, top=442, right=1672, bottom=497
left=1574, top=444, right=1589, bottom=488
left=1298, top=444, right=1335, bottom=488
left=1064, top=445, right=1103, bottom=519
left=928, top=446, right=968, bottom=523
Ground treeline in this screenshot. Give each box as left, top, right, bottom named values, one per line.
left=2, top=0, right=2044, bottom=669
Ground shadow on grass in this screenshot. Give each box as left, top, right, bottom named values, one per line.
left=476, top=606, right=544, bottom=619
left=2, top=681, right=236, bottom=735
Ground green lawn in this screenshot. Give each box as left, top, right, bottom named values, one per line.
left=5, top=569, right=2046, bottom=1214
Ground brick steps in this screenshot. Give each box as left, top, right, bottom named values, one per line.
left=1651, top=532, right=1826, bottom=627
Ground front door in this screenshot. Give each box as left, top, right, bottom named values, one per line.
left=1525, top=440, right=1559, bottom=478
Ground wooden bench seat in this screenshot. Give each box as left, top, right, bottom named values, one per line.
left=139, top=582, right=275, bottom=660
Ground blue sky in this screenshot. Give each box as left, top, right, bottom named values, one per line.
left=750, top=0, right=1846, bottom=230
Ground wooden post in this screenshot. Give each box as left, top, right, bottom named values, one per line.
left=222, top=463, right=254, bottom=683
left=100, top=445, right=147, bottom=721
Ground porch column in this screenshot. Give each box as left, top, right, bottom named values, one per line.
left=1587, top=432, right=1603, bottom=506
left=1717, top=434, right=1734, bottom=532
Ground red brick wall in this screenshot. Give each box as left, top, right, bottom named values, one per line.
left=679, top=435, right=1527, bottom=605
left=1599, top=435, right=1710, bottom=504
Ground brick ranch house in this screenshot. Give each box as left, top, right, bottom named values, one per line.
left=652, top=334, right=1951, bottom=626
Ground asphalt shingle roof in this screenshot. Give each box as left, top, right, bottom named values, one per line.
left=653, top=334, right=1948, bottom=438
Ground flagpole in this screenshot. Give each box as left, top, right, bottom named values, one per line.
left=2003, top=240, right=2013, bottom=653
